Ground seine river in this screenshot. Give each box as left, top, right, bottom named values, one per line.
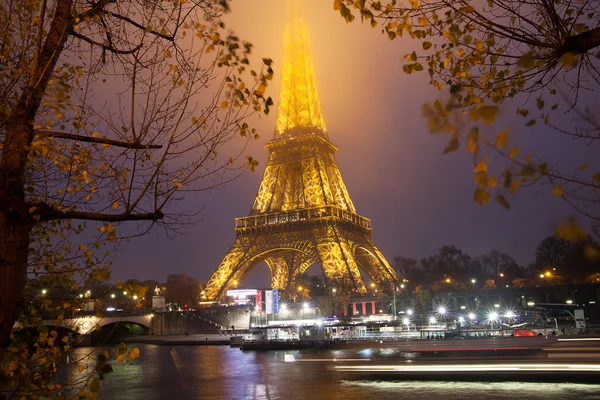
left=67, top=344, right=600, bottom=400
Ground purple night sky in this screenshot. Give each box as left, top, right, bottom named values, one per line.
left=109, top=0, right=581, bottom=286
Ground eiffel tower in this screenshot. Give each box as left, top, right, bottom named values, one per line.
left=204, top=1, right=398, bottom=300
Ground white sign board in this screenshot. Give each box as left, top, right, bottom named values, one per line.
left=574, top=309, right=586, bottom=329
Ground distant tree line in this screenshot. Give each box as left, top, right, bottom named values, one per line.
left=393, top=236, right=600, bottom=294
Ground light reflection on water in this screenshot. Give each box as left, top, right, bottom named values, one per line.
left=63, top=344, right=600, bottom=400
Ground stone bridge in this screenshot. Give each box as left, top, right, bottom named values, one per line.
left=14, top=311, right=154, bottom=335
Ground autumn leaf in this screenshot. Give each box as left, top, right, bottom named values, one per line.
left=473, top=160, right=488, bottom=173
left=130, top=348, right=140, bottom=359
left=474, top=188, right=491, bottom=205
left=555, top=217, right=586, bottom=241
left=442, top=135, right=459, bottom=154
left=552, top=186, right=563, bottom=197
left=494, top=129, right=509, bottom=148
left=479, top=106, right=499, bottom=125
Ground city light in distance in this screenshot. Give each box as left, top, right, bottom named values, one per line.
left=406, top=309, right=414, bottom=316
left=468, top=313, right=477, bottom=320
left=429, top=316, right=437, bottom=324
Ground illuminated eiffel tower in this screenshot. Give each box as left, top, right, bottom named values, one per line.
left=204, top=1, right=398, bottom=300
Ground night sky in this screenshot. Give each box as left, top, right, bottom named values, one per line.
left=110, top=0, right=581, bottom=286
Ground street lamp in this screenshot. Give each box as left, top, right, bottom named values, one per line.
left=437, top=306, right=447, bottom=316
left=488, top=311, right=499, bottom=329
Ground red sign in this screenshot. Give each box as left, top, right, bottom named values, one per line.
left=256, top=290, right=262, bottom=313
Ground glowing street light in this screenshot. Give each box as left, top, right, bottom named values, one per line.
left=488, top=311, right=499, bottom=328
left=445, top=278, right=451, bottom=284
left=437, top=306, right=447, bottom=316
left=41, top=289, right=47, bottom=295
left=406, top=309, right=414, bottom=316
left=429, top=316, right=437, bottom=324
left=468, top=312, right=477, bottom=321
left=111, top=294, right=116, bottom=299
left=471, top=279, right=476, bottom=284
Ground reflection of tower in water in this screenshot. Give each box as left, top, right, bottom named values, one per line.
left=204, top=0, right=398, bottom=300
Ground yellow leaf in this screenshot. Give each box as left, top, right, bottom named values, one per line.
left=578, top=164, right=589, bottom=171
left=77, top=365, right=85, bottom=374
left=509, top=147, right=519, bottom=159
left=219, top=101, right=229, bottom=109
left=474, top=188, right=491, bottom=205
left=552, top=186, right=563, bottom=196
left=487, top=175, right=497, bottom=188
left=473, top=171, right=487, bottom=186
left=163, top=49, right=171, bottom=57
left=584, top=244, right=600, bottom=261
left=130, top=348, right=140, bottom=359
left=494, top=129, right=510, bottom=148
left=478, top=106, right=498, bottom=125
left=473, top=160, right=488, bottom=173
left=555, top=217, right=586, bottom=241
left=466, top=127, right=478, bottom=153
left=559, top=52, right=578, bottom=67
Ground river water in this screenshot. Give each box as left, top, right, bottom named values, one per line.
left=67, top=344, right=600, bottom=400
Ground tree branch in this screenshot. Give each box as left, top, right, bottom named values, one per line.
left=563, top=26, right=600, bottom=54
left=30, top=201, right=164, bottom=223
left=37, top=130, right=162, bottom=149
left=109, top=12, right=175, bottom=42
left=71, top=31, right=143, bottom=55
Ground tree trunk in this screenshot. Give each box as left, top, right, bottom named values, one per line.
left=0, top=211, right=31, bottom=353
left=0, top=0, right=74, bottom=358
left=563, top=26, right=600, bottom=54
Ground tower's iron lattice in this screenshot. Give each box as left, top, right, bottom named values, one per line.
left=204, top=2, right=398, bottom=300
